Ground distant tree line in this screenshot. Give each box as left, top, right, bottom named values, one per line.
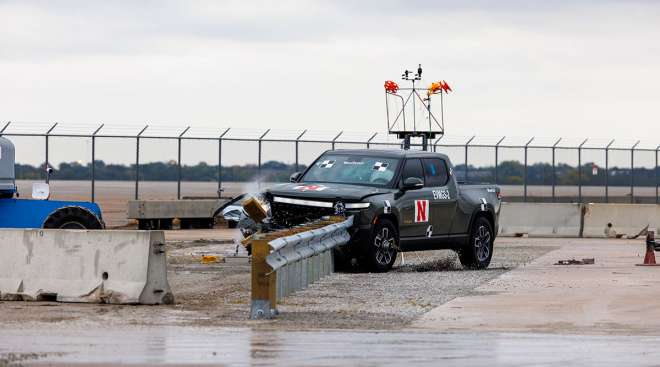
left=456, top=161, right=659, bottom=186
left=14, top=159, right=659, bottom=186
left=16, top=160, right=308, bottom=183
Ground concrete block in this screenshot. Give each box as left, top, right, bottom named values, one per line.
left=499, top=202, right=582, bottom=237
left=127, top=199, right=228, bottom=219
left=0, top=229, right=173, bottom=304
left=582, top=203, right=660, bottom=238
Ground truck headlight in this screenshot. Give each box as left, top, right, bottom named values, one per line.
left=345, top=202, right=370, bottom=210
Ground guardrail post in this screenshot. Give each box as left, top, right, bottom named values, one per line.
left=631, top=141, right=639, bottom=204
left=250, top=237, right=277, bottom=319
left=295, top=129, right=307, bottom=172
left=135, top=125, right=148, bottom=200
left=176, top=126, right=190, bottom=200
left=605, top=140, right=614, bottom=203
left=91, top=123, right=104, bottom=202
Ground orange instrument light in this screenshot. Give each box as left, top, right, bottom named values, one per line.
left=427, top=81, right=443, bottom=96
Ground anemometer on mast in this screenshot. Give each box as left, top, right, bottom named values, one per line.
left=384, top=64, right=451, bottom=150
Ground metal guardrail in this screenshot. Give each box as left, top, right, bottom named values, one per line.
left=249, top=216, right=353, bottom=319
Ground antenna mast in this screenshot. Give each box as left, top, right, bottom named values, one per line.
left=384, top=64, right=450, bottom=150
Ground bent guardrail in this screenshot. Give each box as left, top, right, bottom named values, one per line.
left=249, top=216, right=353, bottom=319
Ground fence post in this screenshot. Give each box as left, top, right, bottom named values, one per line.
left=433, top=136, right=443, bottom=153
left=176, top=126, right=190, bottom=200
left=494, top=136, right=505, bottom=185
left=605, top=140, right=614, bottom=203
left=366, top=132, right=377, bottom=150
left=257, top=129, right=270, bottom=190
left=656, top=145, right=659, bottom=204
left=135, top=125, right=148, bottom=200
left=331, top=131, right=343, bottom=150
left=91, top=124, right=104, bottom=202
left=552, top=138, right=561, bottom=202
left=523, top=137, right=534, bottom=202
left=631, top=141, right=640, bottom=204
left=295, top=129, right=307, bottom=172
left=45, top=123, right=58, bottom=182
left=578, top=139, right=587, bottom=203
left=218, top=128, right=230, bottom=196
left=464, top=135, right=475, bottom=182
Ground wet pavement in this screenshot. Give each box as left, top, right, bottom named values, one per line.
left=2, top=327, right=660, bottom=366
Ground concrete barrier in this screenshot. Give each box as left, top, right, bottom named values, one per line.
left=582, top=203, right=660, bottom=238
left=498, top=202, right=582, bottom=237
left=128, top=199, right=230, bottom=229
left=0, top=229, right=173, bottom=304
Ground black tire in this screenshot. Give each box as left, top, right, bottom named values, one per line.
left=459, top=216, right=493, bottom=269
left=43, top=206, right=104, bottom=230
left=227, top=220, right=238, bottom=229
left=366, top=218, right=398, bottom=272
left=332, top=247, right=350, bottom=272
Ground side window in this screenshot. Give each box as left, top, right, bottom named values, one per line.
left=401, top=159, right=424, bottom=184
left=423, top=158, right=449, bottom=187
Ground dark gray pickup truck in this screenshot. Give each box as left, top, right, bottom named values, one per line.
left=264, top=149, right=501, bottom=272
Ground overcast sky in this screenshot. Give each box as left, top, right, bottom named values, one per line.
left=1, top=0, right=659, bottom=166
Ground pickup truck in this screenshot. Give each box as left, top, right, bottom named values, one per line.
left=264, top=149, right=501, bottom=272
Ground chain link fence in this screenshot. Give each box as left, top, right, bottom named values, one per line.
left=1, top=121, right=658, bottom=204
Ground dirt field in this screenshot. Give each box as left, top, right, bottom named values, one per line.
left=0, top=231, right=552, bottom=331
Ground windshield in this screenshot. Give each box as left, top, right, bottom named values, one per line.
left=302, top=154, right=401, bottom=187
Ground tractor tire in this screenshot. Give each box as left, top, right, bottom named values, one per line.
left=42, top=206, right=104, bottom=230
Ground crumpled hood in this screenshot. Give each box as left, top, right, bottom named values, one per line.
left=266, top=182, right=393, bottom=201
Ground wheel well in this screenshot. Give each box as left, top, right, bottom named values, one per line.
left=471, top=210, right=494, bottom=233
left=375, top=214, right=399, bottom=234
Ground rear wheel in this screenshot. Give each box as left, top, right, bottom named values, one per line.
left=366, top=218, right=398, bottom=272
left=459, top=216, right=493, bottom=269
left=43, top=206, right=103, bottom=229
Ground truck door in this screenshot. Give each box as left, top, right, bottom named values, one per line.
left=423, top=158, right=457, bottom=236
left=397, top=158, right=433, bottom=238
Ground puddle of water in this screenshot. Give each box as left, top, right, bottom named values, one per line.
left=1, top=327, right=659, bottom=366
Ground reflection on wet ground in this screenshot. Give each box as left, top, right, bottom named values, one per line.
left=2, top=327, right=659, bottom=366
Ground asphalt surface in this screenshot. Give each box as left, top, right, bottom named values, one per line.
left=2, top=328, right=660, bottom=366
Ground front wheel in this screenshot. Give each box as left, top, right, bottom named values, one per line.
left=366, top=218, right=398, bottom=272
left=459, top=216, right=493, bottom=269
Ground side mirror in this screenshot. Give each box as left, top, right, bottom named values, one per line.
left=290, top=172, right=302, bottom=183
left=402, top=177, right=424, bottom=191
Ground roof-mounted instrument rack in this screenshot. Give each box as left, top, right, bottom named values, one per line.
left=384, top=64, right=450, bottom=150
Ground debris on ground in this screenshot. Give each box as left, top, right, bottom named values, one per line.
left=554, top=258, right=595, bottom=265
left=201, top=255, right=222, bottom=264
